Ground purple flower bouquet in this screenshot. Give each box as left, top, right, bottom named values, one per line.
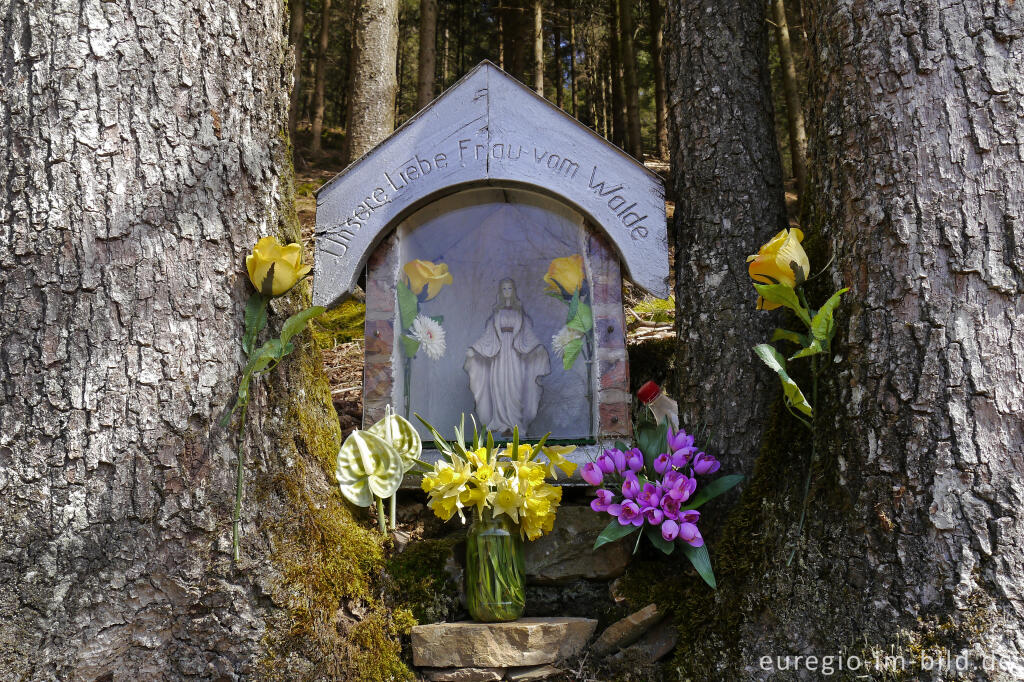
left=586, top=421, right=743, bottom=588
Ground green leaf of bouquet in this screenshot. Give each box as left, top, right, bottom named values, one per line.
left=400, top=334, right=421, bottom=358
left=281, top=306, right=324, bottom=347
left=685, top=474, right=745, bottom=509
left=594, top=519, right=639, bottom=550
left=567, top=287, right=580, bottom=323
left=567, top=302, right=593, bottom=334
left=645, top=526, right=675, bottom=555
left=811, top=287, right=849, bottom=342
left=614, top=440, right=629, bottom=453
left=754, top=283, right=811, bottom=327
left=397, top=280, right=418, bottom=330
left=562, top=337, right=583, bottom=370
left=247, top=338, right=283, bottom=374
left=770, top=328, right=806, bottom=346
left=683, top=543, right=717, bottom=589
left=752, top=344, right=813, bottom=416
left=789, top=339, right=823, bottom=361
left=242, top=293, right=268, bottom=356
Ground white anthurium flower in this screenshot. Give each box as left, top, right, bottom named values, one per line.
left=335, top=429, right=404, bottom=507
left=367, top=408, right=422, bottom=473
left=410, top=314, right=446, bottom=360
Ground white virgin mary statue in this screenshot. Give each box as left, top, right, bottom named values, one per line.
left=465, top=278, right=551, bottom=435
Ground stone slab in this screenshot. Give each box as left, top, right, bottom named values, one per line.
left=523, top=505, right=631, bottom=585
left=411, top=617, right=597, bottom=668
left=591, top=603, right=663, bottom=657
left=424, top=668, right=505, bottom=682
left=505, top=665, right=563, bottom=681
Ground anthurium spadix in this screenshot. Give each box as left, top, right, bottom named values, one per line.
left=335, top=430, right=405, bottom=507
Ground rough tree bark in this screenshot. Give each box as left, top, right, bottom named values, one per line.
left=553, top=21, right=563, bottom=108
left=532, top=0, right=544, bottom=95
left=665, top=0, right=787, bottom=473
left=656, top=1, right=1024, bottom=678
left=649, top=0, right=668, bottom=160
left=343, top=0, right=400, bottom=164
left=608, top=0, right=626, bottom=149
left=288, top=0, right=308, bottom=142
left=417, top=0, right=438, bottom=108
left=618, top=0, right=643, bottom=159
left=771, top=0, right=807, bottom=199
left=311, top=0, right=333, bottom=157
left=0, top=0, right=401, bottom=678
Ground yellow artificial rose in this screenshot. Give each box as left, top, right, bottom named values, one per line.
left=543, top=254, right=585, bottom=296
left=403, top=259, right=453, bottom=300
left=746, top=228, right=810, bottom=310
left=246, top=236, right=311, bottom=297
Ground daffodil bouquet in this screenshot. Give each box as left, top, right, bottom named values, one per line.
left=416, top=416, right=576, bottom=541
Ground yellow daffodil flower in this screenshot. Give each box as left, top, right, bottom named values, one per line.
left=460, top=485, right=490, bottom=516
left=746, top=228, right=810, bottom=310
left=246, top=236, right=311, bottom=297
left=403, top=259, right=453, bottom=300
left=543, top=254, right=585, bottom=296
left=492, top=485, right=524, bottom=523
left=541, top=445, right=578, bottom=479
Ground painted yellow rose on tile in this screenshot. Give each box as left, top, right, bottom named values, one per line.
left=543, top=254, right=585, bottom=296
left=403, top=259, right=453, bottom=300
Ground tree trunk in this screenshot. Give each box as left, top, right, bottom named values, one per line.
left=442, top=23, right=450, bottom=87
left=655, top=1, right=1024, bottom=677
left=498, top=9, right=506, bottom=70
left=532, top=0, right=544, bottom=95
left=618, top=0, right=643, bottom=159
left=553, top=23, right=564, bottom=108
left=649, top=0, right=669, bottom=160
left=417, top=0, right=438, bottom=108
left=665, top=0, right=787, bottom=473
left=569, top=8, right=579, bottom=116
left=343, top=0, right=400, bottom=164
left=311, top=0, right=333, bottom=157
left=608, top=0, right=627, bottom=149
left=288, top=0, right=307, bottom=143
left=771, top=0, right=807, bottom=199
left=0, top=0, right=401, bottom=677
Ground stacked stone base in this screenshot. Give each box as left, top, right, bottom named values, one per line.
left=412, top=618, right=598, bottom=681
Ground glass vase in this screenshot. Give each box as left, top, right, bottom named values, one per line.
left=465, top=509, right=526, bottom=622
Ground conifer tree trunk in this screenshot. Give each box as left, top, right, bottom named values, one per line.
left=532, top=0, right=544, bottom=95
left=771, top=0, right=807, bottom=198
left=311, top=0, right=333, bottom=157
left=569, top=8, right=579, bottom=116
left=417, top=0, right=438, bottom=108
left=0, top=0, right=396, bottom=677
left=343, top=0, right=400, bottom=164
left=665, top=0, right=786, bottom=470
left=554, top=23, right=564, bottom=108
left=608, top=0, right=627, bottom=149
left=649, top=0, right=669, bottom=159
left=618, top=0, right=643, bottom=158
left=288, top=0, right=308, bottom=142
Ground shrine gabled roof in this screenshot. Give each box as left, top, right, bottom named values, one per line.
left=312, top=60, right=669, bottom=309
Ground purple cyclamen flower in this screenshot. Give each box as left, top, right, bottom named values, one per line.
left=622, top=471, right=641, bottom=499
left=596, top=452, right=616, bottom=474
left=626, top=448, right=644, bottom=472
left=581, top=462, right=604, bottom=486
left=660, top=495, right=682, bottom=520
left=616, top=500, right=644, bottom=526
left=661, top=519, right=680, bottom=541
left=591, top=489, right=615, bottom=513
left=653, top=453, right=671, bottom=474
left=692, top=452, right=721, bottom=476
left=678, top=522, right=704, bottom=547
left=643, top=506, right=664, bottom=525
left=667, top=428, right=694, bottom=453
left=637, top=482, right=661, bottom=509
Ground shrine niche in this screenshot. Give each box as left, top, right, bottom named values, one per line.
left=312, top=61, right=669, bottom=450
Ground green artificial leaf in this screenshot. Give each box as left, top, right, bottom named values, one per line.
left=753, top=344, right=813, bottom=416
left=281, top=306, right=325, bottom=347
left=754, top=283, right=811, bottom=327
left=397, top=280, right=418, bottom=330
left=562, top=337, right=583, bottom=370
left=811, top=288, right=849, bottom=342
left=789, top=339, right=824, bottom=361
left=567, top=287, right=580, bottom=324
left=242, top=293, right=269, bottom=356
left=247, top=338, right=284, bottom=373
left=646, top=526, right=675, bottom=555
left=770, top=328, right=807, bottom=346
left=430, top=315, right=444, bottom=324
left=400, top=334, right=421, bottom=358
left=614, top=440, right=629, bottom=453
left=636, top=419, right=668, bottom=471
left=684, top=474, right=745, bottom=509
left=683, top=544, right=717, bottom=589
left=566, top=302, right=593, bottom=334
left=594, top=519, right=639, bottom=550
